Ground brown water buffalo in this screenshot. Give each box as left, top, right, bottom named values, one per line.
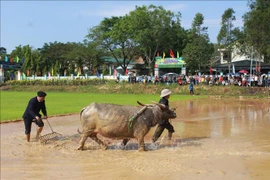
left=77, top=101, right=177, bottom=151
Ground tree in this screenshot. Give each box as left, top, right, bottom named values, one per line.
left=183, top=13, right=214, bottom=74
left=217, top=8, right=237, bottom=73
left=0, top=47, right=7, bottom=55
left=10, top=45, right=24, bottom=62
left=21, top=45, right=33, bottom=75
left=243, top=0, right=270, bottom=63
left=40, top=41, right=75, bottom=75
left=11, top=45, right=42, bottom=75
left=81, top=41, right=103, bottom=75
left=109, top=15, right=140, bottom=74
left=170, top=18, right=188, bottom=58
left=86, top=16, right=138, bottom=75
left=210, top=43, right=222, bottom=67
left=127, top=5, right=186, bottom=74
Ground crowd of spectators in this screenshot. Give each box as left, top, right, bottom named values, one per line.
left=127, top=73, right=270, bottom=87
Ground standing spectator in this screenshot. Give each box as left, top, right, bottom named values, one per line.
left=265, top=75, right=268, bottom=87
left=154, top=75, right=159, bottom=84
left=177, top=76, right=182, bottom=86
left=164, top=76, right=167, bottom=83
left=189, top=82, right=194, bottom=95
left=254, top=74, right=258, bottom=86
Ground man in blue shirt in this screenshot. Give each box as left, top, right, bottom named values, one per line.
left=189, top=82, right=194, bottom=95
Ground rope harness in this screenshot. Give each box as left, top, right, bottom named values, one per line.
left=128, top=106, right=147, bottom=132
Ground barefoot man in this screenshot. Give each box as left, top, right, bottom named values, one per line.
left=22, top=91, right=47, bottom=142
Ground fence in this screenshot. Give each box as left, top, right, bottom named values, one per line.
left=21, top=74, right=130, bottom=82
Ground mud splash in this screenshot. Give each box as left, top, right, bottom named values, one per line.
left=1, top=98, right=270, bottom=180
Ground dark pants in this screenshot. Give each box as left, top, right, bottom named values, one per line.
left=152, top=120, right=174, bottom=142
left=24, top=117, right=44, bottom=134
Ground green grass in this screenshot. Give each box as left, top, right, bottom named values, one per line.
left=0, top=91, right=205, bottom=122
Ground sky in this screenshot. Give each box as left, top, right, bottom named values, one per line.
left=1, top=1, right=250, bottom=53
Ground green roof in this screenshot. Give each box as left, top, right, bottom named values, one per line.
left=101, top=56, right=135, bottom=65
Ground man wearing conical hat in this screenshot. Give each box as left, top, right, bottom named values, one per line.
left=152, top=89, right=175, bottom=143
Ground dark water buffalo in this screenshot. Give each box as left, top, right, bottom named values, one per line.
left=77, top=101, right=177, bottom=151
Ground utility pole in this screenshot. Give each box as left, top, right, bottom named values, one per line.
left=250, top=46, right=253, bottom=76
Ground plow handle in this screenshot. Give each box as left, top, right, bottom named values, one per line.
left=45, top=118, right=55, bottom=133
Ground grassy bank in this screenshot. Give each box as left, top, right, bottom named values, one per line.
left=0, top=91, right=204, bottom=122
left=1, top=82, right=269, bottom=122
left=2, top=81, right=270, bottom=97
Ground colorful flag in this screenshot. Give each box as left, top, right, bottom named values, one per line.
left=232, top=63, right=235, bottom=74
left=177, top=51, right=179, bottom=58
left=96, top=70, right=100, bottom=77
left=10, top=56, right=13, bottom=63
left=51, top=68, right=54, bottom=76
left=170, top=49, right=174, bottom=58
left=162, top=52, right=165, bottom=60
left=109, top=66, right=112, bottom=75
left=5, top=55, right=8, bottom=62
left=16, top=56, right=20, bottom=63
left=22, top=73, right=26, bottom=80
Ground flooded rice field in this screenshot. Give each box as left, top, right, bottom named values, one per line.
left=1, top=98, right=270, bottom=180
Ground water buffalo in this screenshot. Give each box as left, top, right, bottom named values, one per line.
left=77, top=101, right=177, bottom=151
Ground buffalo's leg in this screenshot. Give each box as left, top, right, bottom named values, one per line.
left=78, top=135, right=89, bottom=150
left=90, top=133, right=108, bottom=150
left=77, top=130, right=92, bottom=150
left=137, top=136, right=146, bottom=151
left=135, top=128, right=149, bottom=151
left=120, top=138, right=130, bottom=150
left=121, top=138, right=130, bottom=146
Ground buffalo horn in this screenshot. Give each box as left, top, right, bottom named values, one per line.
left=137, top=101, right=146, bottom=106
left=137, top=101, right=153, bottom=107
left=156, top=103, right=165, bottom=109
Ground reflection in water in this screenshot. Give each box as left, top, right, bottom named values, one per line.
left=172, top=98, right=270, bottom=152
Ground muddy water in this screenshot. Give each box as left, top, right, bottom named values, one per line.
left=1, top=98, right=270, bottom=180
